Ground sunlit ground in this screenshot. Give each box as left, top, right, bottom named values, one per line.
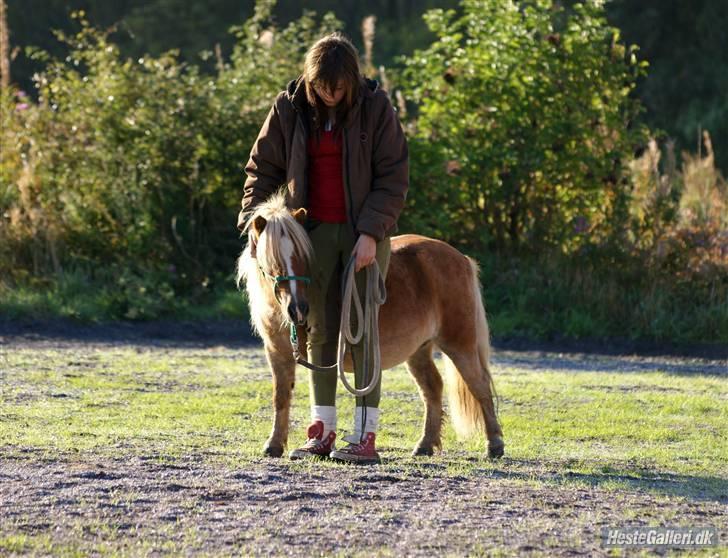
left=0, top=342, right=726, bottom=555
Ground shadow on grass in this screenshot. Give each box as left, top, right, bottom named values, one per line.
left=492, top=336, right=728, bottom=361
left=490, top=352, right=728, bottom=377
left=3, top=318, right=726, bottom=368
left=0, top=318, right=258, bottom=349
left=467, top=457, right=728, bottom=503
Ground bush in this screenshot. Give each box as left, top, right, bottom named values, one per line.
left=398, top=0, right=648, bottom=254
left=0, top=1, right=340, bottom=290
left=1, top=0, right=725, bottom=342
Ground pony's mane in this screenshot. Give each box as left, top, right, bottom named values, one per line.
left=237, top=191, right=312, bottom=290
left=252, top=192, right=312, bottom=271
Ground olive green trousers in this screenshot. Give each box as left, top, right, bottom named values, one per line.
left=305, top=221, right=391, bottom=408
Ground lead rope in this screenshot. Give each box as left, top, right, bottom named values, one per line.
left=291, top=253, right=386, bottom=398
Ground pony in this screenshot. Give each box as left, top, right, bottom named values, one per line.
left=237, top=191, right=504, bottom=459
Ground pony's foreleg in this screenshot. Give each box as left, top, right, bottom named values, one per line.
left=262, top=330, right=296, bottom=458
left=406, top=342, right=444, bottom=456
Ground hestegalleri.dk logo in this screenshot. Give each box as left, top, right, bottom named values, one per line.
left=601, top=526, right=718, bottom=548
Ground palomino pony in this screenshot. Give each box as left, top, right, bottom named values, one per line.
left=237, top=192, right=504, bottom=459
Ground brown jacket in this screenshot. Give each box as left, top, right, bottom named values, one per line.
left=237, top=76, right=409, bottom=241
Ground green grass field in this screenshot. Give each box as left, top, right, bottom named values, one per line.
left=0, top=340, right=726, bottom=556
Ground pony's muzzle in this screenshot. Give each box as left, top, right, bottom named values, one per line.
left=288, top=300, right=309, bottom=325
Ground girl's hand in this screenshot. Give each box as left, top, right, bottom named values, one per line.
left=353, top=233, right=377, bottom=272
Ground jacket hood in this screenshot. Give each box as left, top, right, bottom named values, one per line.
left=286, top=75, right=379, bottom=112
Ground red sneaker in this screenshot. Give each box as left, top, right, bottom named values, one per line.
left=289, top=420, right=336, bottom=460
left=330, top=432, right=380, bottom=465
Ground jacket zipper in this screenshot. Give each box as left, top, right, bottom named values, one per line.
left=297, top=110, right=309, bottom=209
left=343, top=128, right=357, bottom=236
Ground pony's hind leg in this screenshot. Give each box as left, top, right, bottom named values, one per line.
left=262, top=328, right=297, bottom=457
left=440, top=348, right=504, bottom=458
left=406, top=342, right=444, bottom=456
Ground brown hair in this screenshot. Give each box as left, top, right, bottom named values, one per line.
left=303, top=33, right=362, bottom=133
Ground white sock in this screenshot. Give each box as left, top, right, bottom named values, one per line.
left=354, top=406, right=380, bottom=439
left=311, top=405, right=337, bottom=438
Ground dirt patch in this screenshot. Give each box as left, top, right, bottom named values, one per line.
left=1, top=455, right=725, bottom=556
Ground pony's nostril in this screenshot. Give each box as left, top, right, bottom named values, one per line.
left=299, top=301, right=309, bottom=317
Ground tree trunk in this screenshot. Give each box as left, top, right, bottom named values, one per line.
left=0, top=0, right=9, bottom=90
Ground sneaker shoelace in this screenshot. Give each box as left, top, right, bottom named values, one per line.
left=302, top=436, right=328, bottom=451
left=340, top=434, right=366, bottom=453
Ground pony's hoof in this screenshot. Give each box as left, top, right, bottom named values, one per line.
left=263, top=445, right=284, bottom=458
left=487, top=443, right=505, bottom=459
left=412, top=445, right=434, bottom=457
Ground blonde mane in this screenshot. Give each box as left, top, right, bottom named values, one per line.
left=236, top=191, right=313, bottom=336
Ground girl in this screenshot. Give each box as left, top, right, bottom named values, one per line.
left=237, top=33, right=408, bottom=464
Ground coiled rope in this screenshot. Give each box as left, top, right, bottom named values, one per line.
left=290, top=253, right=386, bottom=397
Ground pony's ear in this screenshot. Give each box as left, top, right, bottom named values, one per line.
left=292, top=208, right=307, bottom=224
left=251, top=216, right=267, bottom=236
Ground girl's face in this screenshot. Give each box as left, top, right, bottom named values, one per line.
left=314, top=80, right=346, bottom=108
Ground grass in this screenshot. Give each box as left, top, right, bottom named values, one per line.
left=1, top=342, right=726, bottom=556
left=1, top=344, right=726, bottom=483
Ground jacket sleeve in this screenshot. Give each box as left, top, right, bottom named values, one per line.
left=355, top=93, right=409, bottom=241
left=237, top=98, right=287, bottom=231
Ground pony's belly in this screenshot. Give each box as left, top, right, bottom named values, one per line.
left=379, top=322, right=434, bottom=369
left=337, top=319, right=434, bottom=373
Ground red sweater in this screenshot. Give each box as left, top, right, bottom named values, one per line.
left=307, top=130, right=347, bottom=223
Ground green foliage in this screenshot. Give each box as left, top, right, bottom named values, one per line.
left=1, top=4, right=340, bottom=291
left=1, top=0, right=725, bottom=343
left=0, top=266, right=248, bottom=321
left=399, top=0, right=647, bottom=253
left=6, top=0, right=457, bottom=102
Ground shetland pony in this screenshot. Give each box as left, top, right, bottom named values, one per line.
left=237, top=192, right=504, bottom=458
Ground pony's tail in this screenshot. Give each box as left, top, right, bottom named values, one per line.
left=442, top=256, right=498, bottom=439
